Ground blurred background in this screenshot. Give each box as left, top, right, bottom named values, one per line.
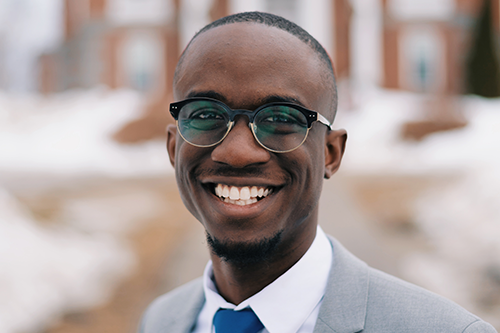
left=1, top=0, right=500, bottom=332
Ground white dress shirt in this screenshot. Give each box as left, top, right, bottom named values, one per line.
left=192, top=226, right=333, bottom=333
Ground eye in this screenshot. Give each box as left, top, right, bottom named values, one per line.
left=190, top=108, right=225, bottom=120
left=254, top=107, right=307, bottom=138
left=261, top=112, right=299, bottom=124
left=180, top=105, right=228, bottom=132
left=258, top=107, right=306, bottom=126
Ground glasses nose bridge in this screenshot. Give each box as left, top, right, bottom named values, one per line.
left=228, top=108, right=257, bottom=124
left=226, top=109, right=259, bottom=144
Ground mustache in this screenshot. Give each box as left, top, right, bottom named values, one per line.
left=195, top=165, right=273, bottom=179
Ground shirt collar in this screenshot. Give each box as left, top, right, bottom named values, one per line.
left=202, top=226, right=333, bottom=333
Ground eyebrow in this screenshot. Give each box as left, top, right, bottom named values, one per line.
left=186, top=90, right=227, bottom=103
left=258, top=95, right=306, bottom=108
left=185, top=91, right=307, bottom=109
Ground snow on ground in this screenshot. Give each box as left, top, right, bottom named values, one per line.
left=405, top=170, right=500, bottom=317
left=0, top=87, right=173, bottom=177
left=338, top=89, right=500, bottom=175
left=0, top=189, right=135, bottom=333
left=337, top=89, right=500, bottom=325
left=0, top=88, right=172, bottom=333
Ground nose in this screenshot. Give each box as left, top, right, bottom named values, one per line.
left=211, top=116, right=271, bottom=168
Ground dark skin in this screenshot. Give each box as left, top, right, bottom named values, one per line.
left=166, top=22, right=347, bottom=305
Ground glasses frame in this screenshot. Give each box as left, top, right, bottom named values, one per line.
left=169, top=97, right=333, bottom=153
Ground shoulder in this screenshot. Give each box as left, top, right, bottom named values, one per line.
left=138, top=278, right=205, bottom=333
left=149, top=277, right=204, bottom=310
left=365, top=267, right=497, bottom=332
left=320, top=236, right=497, bottom=332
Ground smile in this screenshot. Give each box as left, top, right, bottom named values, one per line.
left=214, top=184, right=274, bottom=205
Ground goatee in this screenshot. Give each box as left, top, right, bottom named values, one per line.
left=206, top=231, right=283, bottom=265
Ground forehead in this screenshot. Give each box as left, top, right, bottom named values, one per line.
left=174, top=23, right=332, bottom=112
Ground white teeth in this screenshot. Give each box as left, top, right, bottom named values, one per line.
left=229, top=187, right=240, bottom=200
left=240, top=187, right=251, bottom=200
left=215, top=184, right=273, bottom=205
left=250, top=186, right=258, bottom=197
left=222, top=185, right=229, bottom=198
left=223, top=197, right=258, bottom=205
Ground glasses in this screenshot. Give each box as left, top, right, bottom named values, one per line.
left=169, top=97, right=332, bottom=153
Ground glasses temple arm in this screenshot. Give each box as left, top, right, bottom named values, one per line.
left=317, top=113, right=333, bottom=130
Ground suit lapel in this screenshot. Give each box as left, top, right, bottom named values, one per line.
left=313, top=237, right=369, bottom=333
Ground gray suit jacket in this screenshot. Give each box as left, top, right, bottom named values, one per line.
left=139, top=237, right=497, bottom=332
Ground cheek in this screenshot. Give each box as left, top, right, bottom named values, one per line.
left=305, top=130, right=327, bottom=177
left=174, top=167, right=197, bottom=219
left=284, top=137, right=325, bottom=202
left=174, top=142, right=205, bottom=219
left=279, top=151, right=323, bottom=232
left=174, top=142, right=190, bottom=188
left=300, top=133, right=327, bottom=200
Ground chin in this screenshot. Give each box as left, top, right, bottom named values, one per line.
left=206, top=230, right=283, bottom=266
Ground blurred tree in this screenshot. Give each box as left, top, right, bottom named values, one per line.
left=466, top=0, right=500, bottom=97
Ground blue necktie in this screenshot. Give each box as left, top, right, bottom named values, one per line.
left=213, top=308, right=264, bottom=333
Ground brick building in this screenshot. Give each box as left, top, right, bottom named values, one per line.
left=382, top=0, right=499, bottom=94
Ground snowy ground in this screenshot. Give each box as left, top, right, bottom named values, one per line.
left=0, top=87, right=172, bottom=177
left=0, top=188, right=134, bottom=333
left=338, top=89, right=500, bottom=175
left=1, top=87, right=499, bottom=331
left=0, top=88, right=173, bottom=333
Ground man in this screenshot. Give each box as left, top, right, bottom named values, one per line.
left=139, top=12, right=497, bottom=333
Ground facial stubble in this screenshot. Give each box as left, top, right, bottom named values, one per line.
left=206, top=230, right=283, bottom=266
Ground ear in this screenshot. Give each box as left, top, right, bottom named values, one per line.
left=166, top=124, right=177, bottom=167
left=324, top=129, right=347, bottom=179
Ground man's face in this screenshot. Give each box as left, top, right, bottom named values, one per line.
left=167, top=23, right=345, bottom=262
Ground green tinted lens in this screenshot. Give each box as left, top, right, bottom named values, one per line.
left=177, top=101, right=229, bottom=146
left=253, top=105, right=308, bottom=152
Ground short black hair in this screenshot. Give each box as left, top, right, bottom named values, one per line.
left=194, top=12, right=334, bottom=73
left=175, top=11, right=338, bottom=119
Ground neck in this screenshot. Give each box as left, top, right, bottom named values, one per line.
left=210, top=219, right=318, bottom=305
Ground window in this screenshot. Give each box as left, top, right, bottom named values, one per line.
left=120, top=30, right=164, bottom=93
left=399, top=26, right=445, bottom=93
